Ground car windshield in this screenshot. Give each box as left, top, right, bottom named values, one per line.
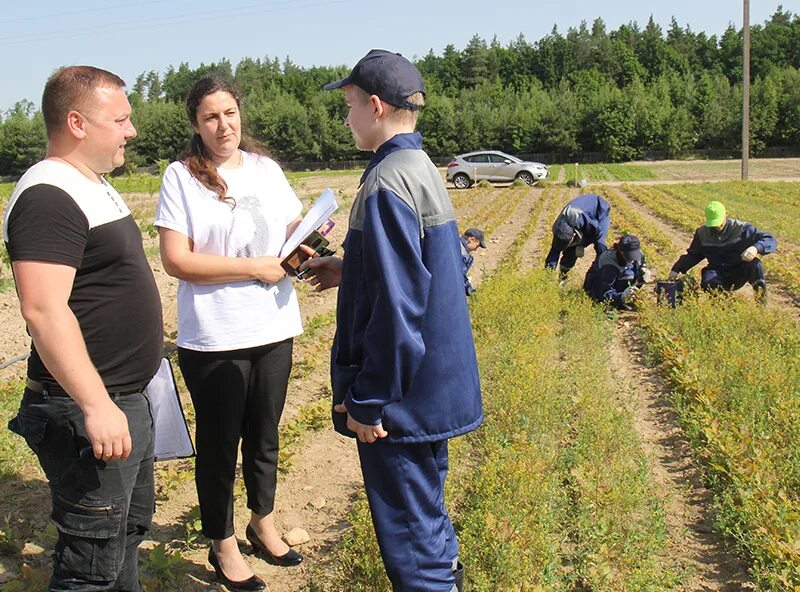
left=500, top=153, right=522, bottom=163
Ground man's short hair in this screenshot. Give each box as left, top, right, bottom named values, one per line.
left=42, top=66, right=126, bottom=137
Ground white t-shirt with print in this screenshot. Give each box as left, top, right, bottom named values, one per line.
left=155, top=151, right=303, bottom=351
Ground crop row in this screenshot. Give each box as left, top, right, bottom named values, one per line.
left=594, top=185, right=679, bottom=274
left=457, top=186, right=519, bottom=232
left=638, top=297, right=800, bottom=590
left=656, top=182, right=800, bottom=244
left=603, top=182, right=800, bottom=589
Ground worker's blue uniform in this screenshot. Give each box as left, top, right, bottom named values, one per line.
left=583, top=248, right=646, bottom=309
left=545, top=194, right=610, bottom=273
left=671, top=218, right=777, bottom=291
left=331, top=132, right=482, bottom=592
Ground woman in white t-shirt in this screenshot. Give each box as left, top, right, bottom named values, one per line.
left=155, top=77, right=303, bottom=591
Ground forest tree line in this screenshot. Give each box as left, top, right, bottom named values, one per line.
left=1, top=7, right=799, bottom=175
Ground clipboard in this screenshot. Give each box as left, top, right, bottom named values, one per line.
left=144, top=358, right=195, bottom=461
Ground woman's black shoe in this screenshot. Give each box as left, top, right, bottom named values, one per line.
left=246, top=524, right=304, bottom=567
left=207, top=546, right=267, bottom=591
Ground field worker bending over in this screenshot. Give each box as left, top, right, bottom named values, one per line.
left=545, top=193, right=610, bottom=283
left=584, top=234, right=651, bottom=309
left=300, top=49, right=482, bottom=592
left=668, top=200, right=776, bottom=303
left=460, top=227, right=485, bottom=295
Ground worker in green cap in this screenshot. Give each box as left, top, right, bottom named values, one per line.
left=668, top=200, right=777, bottom=302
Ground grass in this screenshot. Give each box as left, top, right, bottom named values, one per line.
left=564, top=163, right=656, bottom=186
left=0, top=182, right=15, bottom=200
left=106, top=172, right=162, bottom=195
left=0, top=379, right=37, bottom=481
left=639, top=296, right=800, bottom=590
left=286, top=169, right=361, bottom=181
left=546, top=164, right=562, bottom=184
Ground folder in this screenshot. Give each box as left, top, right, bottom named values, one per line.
left=144, top=358, right=195, bottom=461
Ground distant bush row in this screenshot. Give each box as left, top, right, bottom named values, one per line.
left=1, top=7, right=799, bottom=175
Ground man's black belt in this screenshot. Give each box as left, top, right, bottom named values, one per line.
left=25, top=378, right=146, bottom=398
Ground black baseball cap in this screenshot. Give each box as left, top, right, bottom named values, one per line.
left=618, top=234, right=643, bottom=263
left=464, top=228, right=486, bottom=248
left=323, top=49, right=426, bottom=111
left=553, top=219, right=575, bottom=243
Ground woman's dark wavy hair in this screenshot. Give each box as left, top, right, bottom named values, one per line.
left=181, top=76, right=270, bottom=205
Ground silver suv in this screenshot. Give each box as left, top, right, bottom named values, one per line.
left=446, top=150, right=548, bottom=189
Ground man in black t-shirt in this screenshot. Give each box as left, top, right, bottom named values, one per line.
left=2, top=66, right=162, bottom=591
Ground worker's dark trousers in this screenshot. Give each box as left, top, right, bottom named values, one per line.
left=701, top=259, right=766, bottom=291
left=357, top=439, right=459, bottom=592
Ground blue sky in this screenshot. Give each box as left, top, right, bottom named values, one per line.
left=1, top=0, right=790, bottom=112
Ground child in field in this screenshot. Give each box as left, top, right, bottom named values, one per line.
left=300, top=49, right=483, bottom=592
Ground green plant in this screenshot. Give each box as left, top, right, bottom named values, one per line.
left=138, top=220, right=158, bottom=238
left=0, top=379, right=36, bottom=480
left=639, top=297, right=800, bottom=590
left=141, top=544, right=188, bottom=591
left=1, top=564, right=50, bottom=592
left=278, top=397, right=331, bottom=473
left=180, top=504, right=204, bottom=551
left=154, top=460, right=194, bottom=501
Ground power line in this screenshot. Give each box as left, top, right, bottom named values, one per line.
left=0, top=0, right=354, bottom=47
left=0, top=1, right=169, bottom=26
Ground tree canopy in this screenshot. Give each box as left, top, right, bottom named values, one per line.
left=2, top=6, right=799, bottom=175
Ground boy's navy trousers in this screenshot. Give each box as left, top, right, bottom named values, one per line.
left=357, top=439, right=459, bottom=592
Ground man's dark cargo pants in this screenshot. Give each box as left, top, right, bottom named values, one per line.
left=9, top=385, right=155, bottom=591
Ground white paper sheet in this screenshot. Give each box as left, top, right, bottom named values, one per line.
left=279, top=188, right=338, bottom=258
left=144, top=358, right=195, bottom=461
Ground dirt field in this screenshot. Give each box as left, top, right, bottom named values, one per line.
left=626, top=157, right=800, bottom=182
left=1, top=160, right=798, bottom=590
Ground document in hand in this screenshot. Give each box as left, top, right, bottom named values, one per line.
left=144, top=358, right=195, bottom=461
left=279, top=188, right=338, bottom=258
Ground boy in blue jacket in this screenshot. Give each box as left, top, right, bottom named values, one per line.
left=668, top=201, right=776, bottom=303
left=545, top=193, right=610, bottom=282
left=460, top=228, right=485, bottom=295
left=300, top=49, right=482, bottom=592
left=583, top=234, right=648, bottom=309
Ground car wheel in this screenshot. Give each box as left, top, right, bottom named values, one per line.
left=516, top=171, right=535, bottom=186
left=453, top=173, right=471, bottom=189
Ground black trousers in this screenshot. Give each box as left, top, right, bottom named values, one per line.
left=178, top=339, right=293, bottom=539
left=9, top=387, right=154, bottom=592
left=701, top=259, right=766, bottom=291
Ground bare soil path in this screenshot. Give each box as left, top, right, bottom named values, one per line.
left=610, top=318, right=755, bottom=590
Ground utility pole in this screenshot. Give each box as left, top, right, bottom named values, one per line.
left=742, top=0, right=750, bottom=180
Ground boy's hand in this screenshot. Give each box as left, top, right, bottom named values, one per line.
left=334, top=403, right=388, bottom=443
left=299, top=255, right=343, bottom=291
